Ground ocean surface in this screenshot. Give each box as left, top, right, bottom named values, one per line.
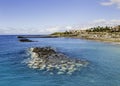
left=0, top=35, right=120, bottom=86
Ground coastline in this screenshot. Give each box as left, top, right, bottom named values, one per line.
left=50, top=25, right=120, bottom=45
left=50, top=35, right=120, bottom=45
left=81, top=38, right=120, bottom=45
left=76, top=37, right=120, bottom=44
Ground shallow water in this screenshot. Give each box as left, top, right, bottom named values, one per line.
left=0, top=35, right=120, bottom=86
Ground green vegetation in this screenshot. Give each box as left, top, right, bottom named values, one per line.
left=86, top=26, right=111, bottom=32
left=86, top=25, right=120, bottom=32
left=51, top=31, right=77, bottom=37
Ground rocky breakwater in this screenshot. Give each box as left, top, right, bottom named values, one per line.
left=26, top=47, right=89, bottom=75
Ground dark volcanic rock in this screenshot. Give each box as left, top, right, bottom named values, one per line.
left=19, top=38, right=34, bottom=42
left=26, top=47, right=89, bottom=75
left=17, top=36, right=25, bottom=38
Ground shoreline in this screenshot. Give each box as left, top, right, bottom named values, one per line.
left=82, top=38, right=120, bottom=45
left=54, top=36, right=120, bottom=45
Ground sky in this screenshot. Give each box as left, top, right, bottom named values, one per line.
left=0, top=0, right=120, bottom=34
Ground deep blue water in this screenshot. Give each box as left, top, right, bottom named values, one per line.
left=0, top=35, right=120, bottom=86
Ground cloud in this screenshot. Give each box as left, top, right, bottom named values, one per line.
left=1, top=19, right=120, bottom=34
left=92, top=19, right=120, bottom=26
left=101, top=0, right=120, bottom=9
left=75, top=19, right=120, bottom=30
left=0, top=26, right=73, bottom=35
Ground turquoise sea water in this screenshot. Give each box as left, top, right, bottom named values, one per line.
left=0, top=35, right=120, bottom=86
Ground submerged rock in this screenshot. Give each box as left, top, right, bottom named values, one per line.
left=26, top=47, right=89, bottom=75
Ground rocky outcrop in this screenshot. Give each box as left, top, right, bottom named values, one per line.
left=25, top=47, right=89, bottom=75
left=17, top=36, right=25, bottom=38
left=19, top=38, right=34, bottom=42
